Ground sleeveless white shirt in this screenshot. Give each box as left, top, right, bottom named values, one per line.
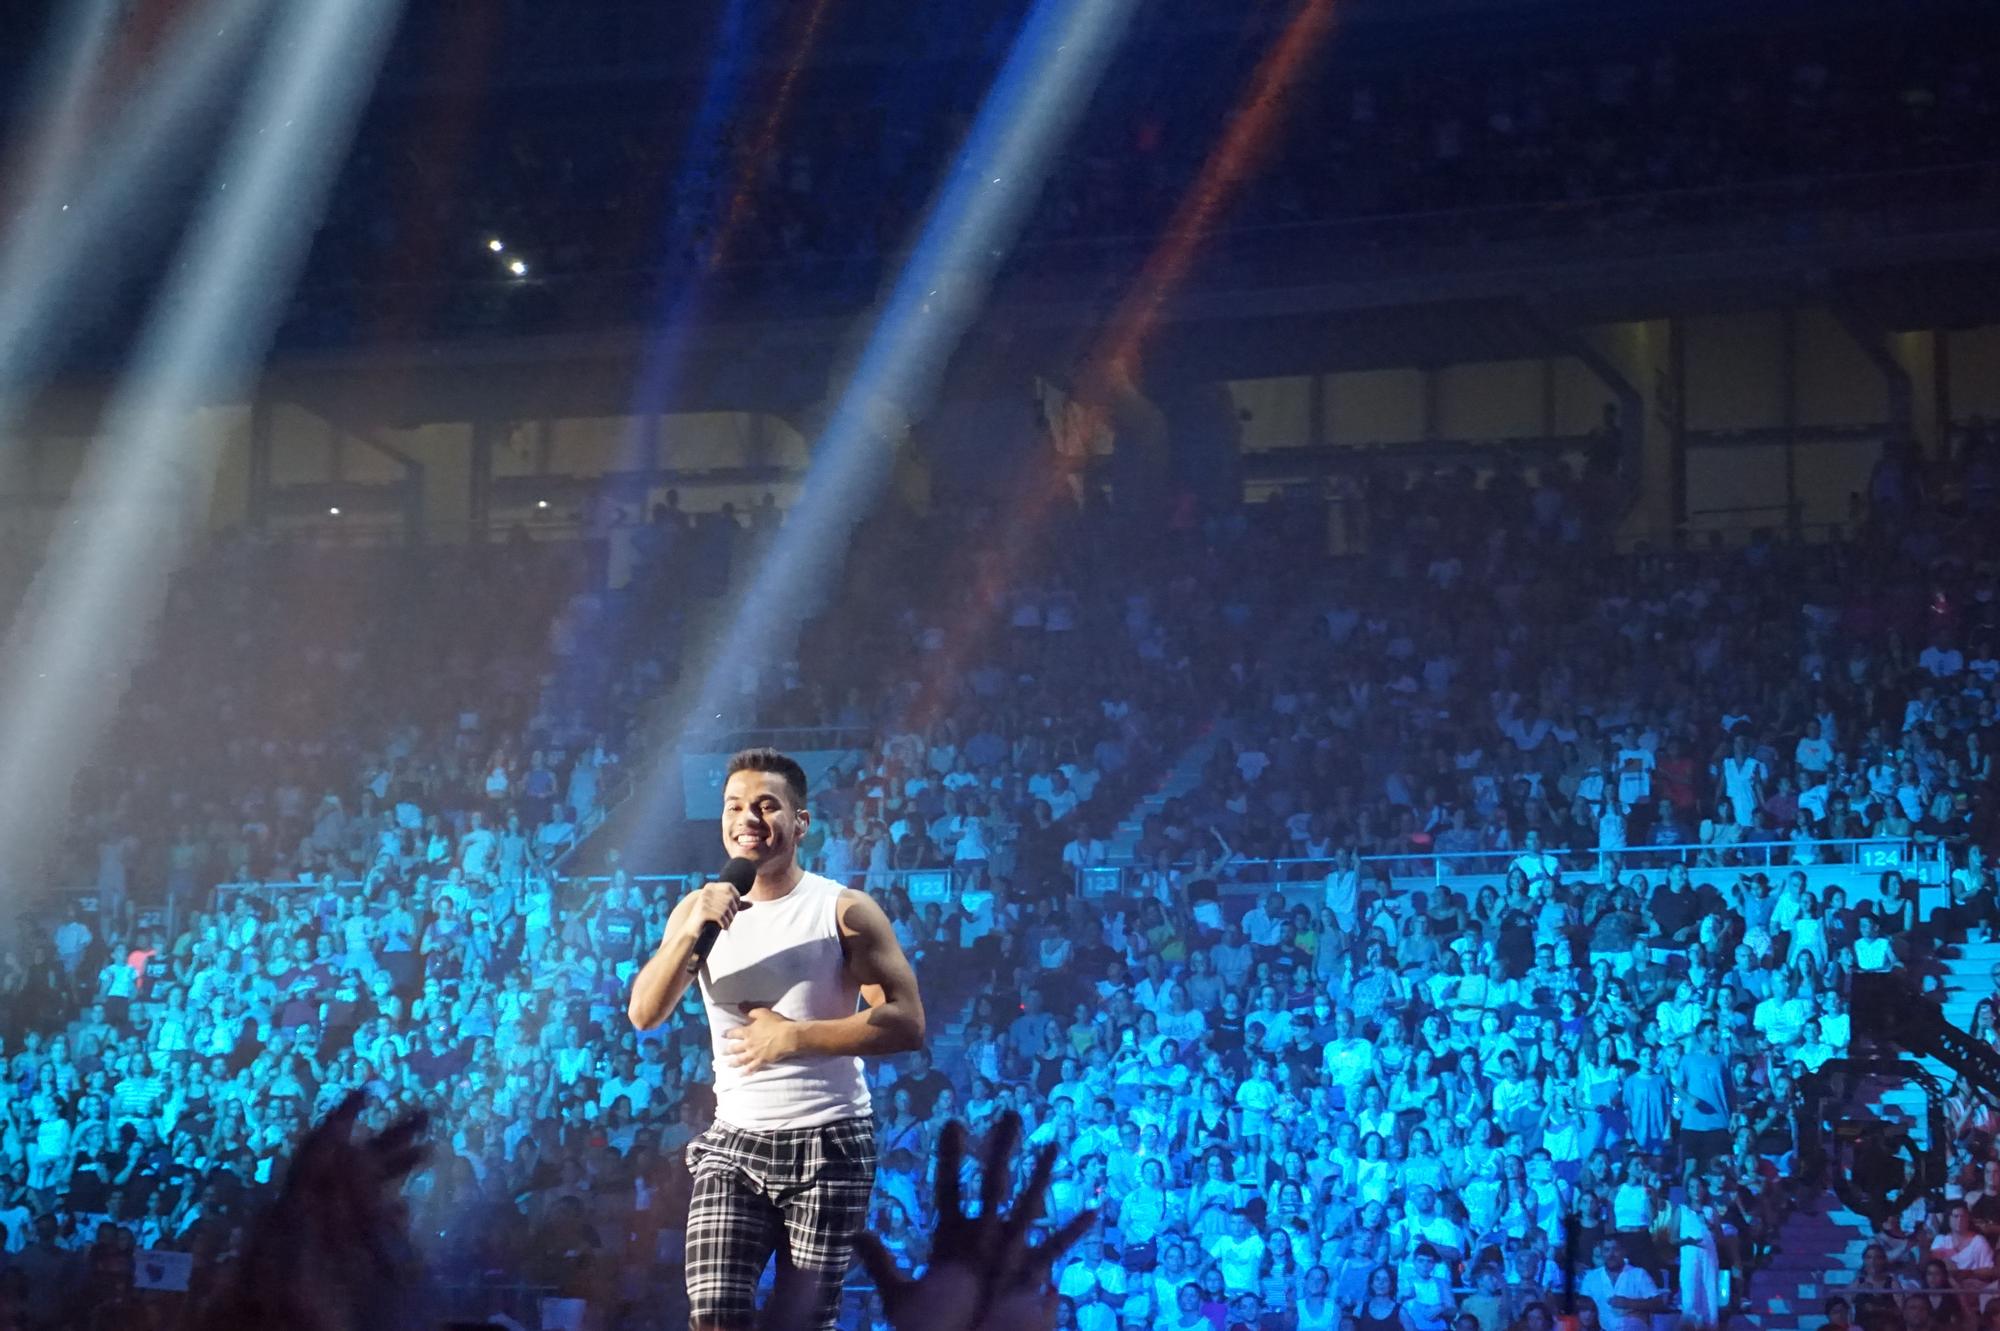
left=697, top=871, right=872, bottom=1129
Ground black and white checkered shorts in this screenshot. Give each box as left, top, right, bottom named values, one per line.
left=684, top=1115, right=877, bottom=1331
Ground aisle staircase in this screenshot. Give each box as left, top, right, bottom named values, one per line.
left=1105, top=722, right=1229, bottom=865
left=1748, top=1194, right=1879, bottom=1331
left=1939, top=937, right=2000, bottom=1031
left=1742, top=931, right=1995, bottom=1328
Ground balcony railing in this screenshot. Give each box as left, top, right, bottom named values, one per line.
left=1077, top=835, right=1938, bottom=899
left=209, top=864, right=974, bottom=911
left=200, top=835, right=1941, bottom=935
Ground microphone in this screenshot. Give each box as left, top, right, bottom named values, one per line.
left=687, top=857, right=758, bottom=974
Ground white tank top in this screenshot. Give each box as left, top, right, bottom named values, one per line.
left=1295, top=1296, right=1340, bottom=1331
left=698, top=871, right=872, bottom=1130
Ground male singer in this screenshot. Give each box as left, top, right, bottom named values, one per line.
left=628, top=747, right=926, bottom=1331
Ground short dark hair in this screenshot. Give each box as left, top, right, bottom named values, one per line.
left=725, top=748, right=808, bottom=808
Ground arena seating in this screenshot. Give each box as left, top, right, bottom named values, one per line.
left=2, top=430, right=1996, bottom=1331
left=284, top=19, right=2000, bottom=344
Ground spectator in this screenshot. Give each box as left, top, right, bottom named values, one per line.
left=1357, top=1263, right=1414, bottom=1331
left=1578, top=1240, right=1667, bottom=1331
left=2, top=387, right=1994, bottom=1331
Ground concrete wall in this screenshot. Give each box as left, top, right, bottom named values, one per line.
left=1228, top=308, right=1986, bottom=545
left=198, top=406, right=807, bottom=539
left=0, top=307, right=1989, bottom=545
left=1948, top=326, right=2000, bottom=421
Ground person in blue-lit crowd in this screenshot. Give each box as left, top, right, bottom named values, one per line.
left=2, top=262, right=1999, bottom=1331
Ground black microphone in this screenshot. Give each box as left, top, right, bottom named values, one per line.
left=687, top=857, right=758, bottom=974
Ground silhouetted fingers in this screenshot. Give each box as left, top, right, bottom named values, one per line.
left=368, top=1111, right=432, bottom=1174
left=852, top=1230, right=911, bottom=1300
left=1023, top=1208, right=1098, bottom=1282
left=934, top=1121, right=966, bottom=1225
left=1001, top=1142, right=1061, bottom=1248
left=981, top=1112, right=1022, bottom=1221
left=373, top=1141, right=430, bottom=1184
left=326, top=1091, right=368, bottom=1129
left=289, top=1096, right=365, bottom=1189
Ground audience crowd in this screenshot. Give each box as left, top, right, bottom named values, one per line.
left=0, top=3, right=1991, bottom=1328
left=54, top=532, right=667, bottom=922
left=0, top=425, right=1992, bottom=1331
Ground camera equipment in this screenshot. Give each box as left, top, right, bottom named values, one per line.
left=1797, top=973, right=2000, bottom=1220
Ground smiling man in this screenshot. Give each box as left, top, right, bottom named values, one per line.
left=627, top=746, right=926, bottom=1331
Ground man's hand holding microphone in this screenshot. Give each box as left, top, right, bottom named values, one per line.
left=685, top=856, right=758, bottom=971
left=626, top=857, right=757, bottom=1031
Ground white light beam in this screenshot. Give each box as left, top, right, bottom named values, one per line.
left=0, top=0, right=404, bottom=920
left=625, top=0, right=1139, bottom=865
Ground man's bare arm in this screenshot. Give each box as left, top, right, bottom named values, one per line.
left=628, top=896, right=702, bottom=1030
left=786, top=890, right=926, bottom=1057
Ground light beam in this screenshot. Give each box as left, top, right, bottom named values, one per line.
left=0, top=0, right=119, bottom=238
left=0, top=0, right=273, bottom=405
left=898, top=0, right=1342, bottom=729
left=0, top=0, right=404, bottom=924
left=620, top=0, right=1140, bottom=867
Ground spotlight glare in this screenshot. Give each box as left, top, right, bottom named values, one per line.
left=508, top=259, right=527, bottom=276
left=536, top=499, right=549, bottom=509
left=0, top=0, right=401, bottom=911
left=328, top=506, right=341, bottom=516
left=487, top=237, right=504, bottom=252
left=0, top=0, right=269, bottom=414
left=621, top=0, right=1139, bottom=873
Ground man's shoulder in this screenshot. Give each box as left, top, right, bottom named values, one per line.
left=822, top=877, right=886, bottom=925
left=808, top=871, right=861, bottom=897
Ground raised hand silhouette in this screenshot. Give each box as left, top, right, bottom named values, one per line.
left=195, top=1091, right=431, bottom=1331
left=853, top=1111, right=1097, bottom=1331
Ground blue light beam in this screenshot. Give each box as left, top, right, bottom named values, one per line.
left=0, top=0, right=404, bottom=918
left=0, top=0, right=120, bottom=245
left=0, top=0, right=273, bottom=408
left=625, top=0, right=1139, bottom=865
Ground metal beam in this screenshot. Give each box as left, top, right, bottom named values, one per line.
left=281, top=399, right=426, bottom=540
left=1241, top=433, right=1593, bottom=480
left=1521, top=304, right=1644, bottom=489
left=1936, top=330, right=1953, bottom=455
left=1780, top=306, right=1799, bottom=535
left=1685, top=423, right=1894, bottom=449
left=1667, top=319, right=1687, bottom=531
left=247, top=395, right=272, bottom=529
left=1830, top=299, right=1915, bottom=444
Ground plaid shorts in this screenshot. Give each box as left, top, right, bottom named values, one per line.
left=684, top=1115, right=877, bottom=1331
